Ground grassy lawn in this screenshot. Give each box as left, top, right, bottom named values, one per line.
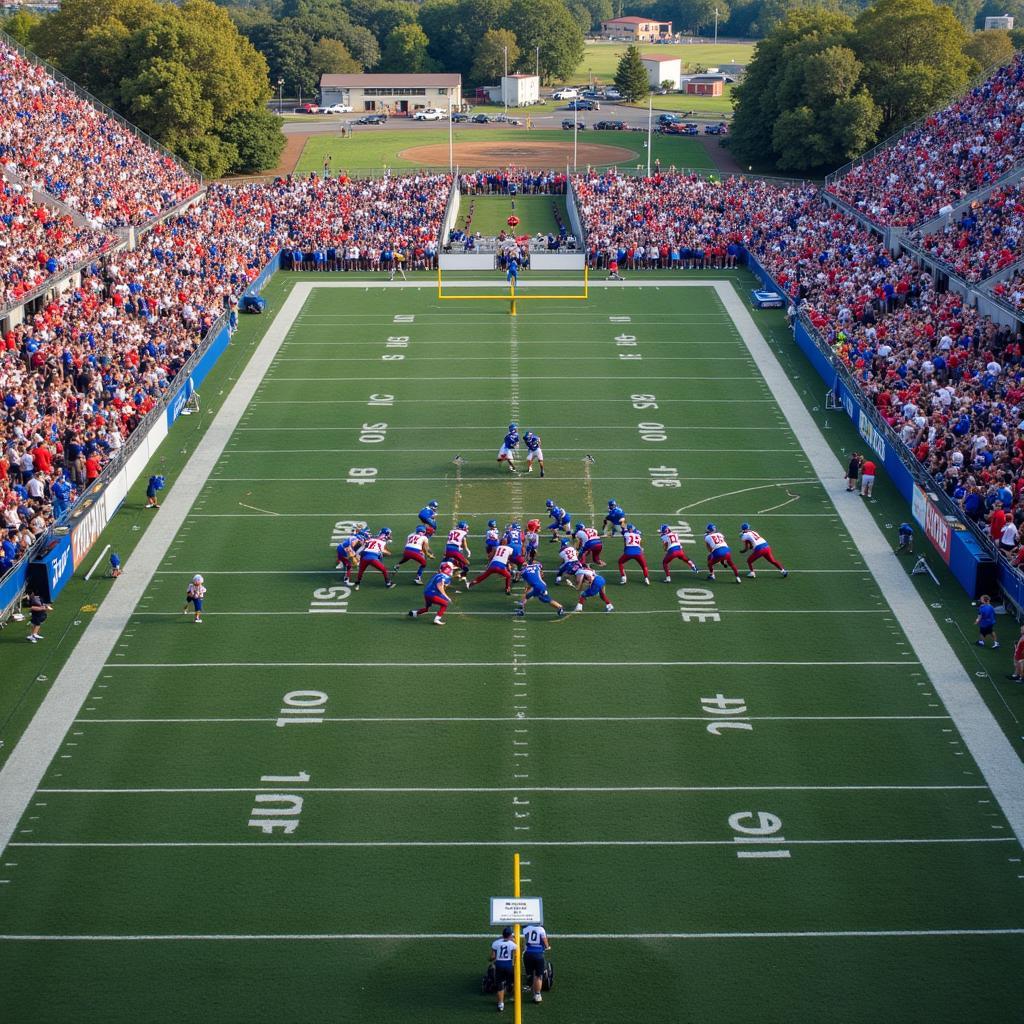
left=294, top=127, right=716, bottom=174
left=456, top=193, right=569, bottom=236
left=625, top=87, right=735, bottom=118
left=561, top=38, right=757, bottom=84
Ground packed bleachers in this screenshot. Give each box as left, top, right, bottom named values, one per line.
left=0, top=40, right=200, bottom=228
left=826, top=53, right=1024, bottom=228
left=459, top=170, right=568, bottom=195
left=906, top=182, right=1024, bottom=282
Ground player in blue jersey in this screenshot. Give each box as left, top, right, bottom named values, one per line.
left=523, top=430, right=544, bottom=476
left=497, top=423, right=520, bottom=473
left=417, top=500, right=439, bottom=536
left=573, top=565, right=614, bottom=613
left=409, top=561, right=454, bottom=626
left=507, top=256, right=519, bottom=285
left=603, top=499, right=627, bottom=537
left=515, top=561, right=566, bottom=618
left=484, top=519, right=500, bottom=557
left=503, top=520, right=526, bottom=576
left=545, top=499, right=571, bottom=542
left=335, top=529, right=367, bottom=583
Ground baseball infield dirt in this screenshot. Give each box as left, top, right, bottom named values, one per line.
left=398, top=140, right=639, bottom=169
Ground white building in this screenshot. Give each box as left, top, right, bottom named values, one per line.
left=319, top=73, right=462, bottom=114
left=984, top=14, right=1014, bottom=28
left=641, top=55, right=682, bottom=90
left=502, top=74, right=540, bottom=107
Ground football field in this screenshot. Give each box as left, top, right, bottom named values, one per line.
left=1, top=274, right=1023, bottom=1022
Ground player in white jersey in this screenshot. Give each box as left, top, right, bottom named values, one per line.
left=574, top=523, right=606, bottom=566
left=392, top=525, right=435, bottom=583
left=739, top=522, right=788, bottom=578
left=467, top=543, right=514, bottom=594
left=555, top=540, right=581, bottom=586
left=659, top=524, right=698, bottom=582
left=704, top=522, right=741, bottom=583
left=355, top=528, right=398, bottom=589
left=573, top=565, right=614, bottom=612
left=522, top=922, right=552, bottom=1003
left=444, top=520, right=472, bottom=580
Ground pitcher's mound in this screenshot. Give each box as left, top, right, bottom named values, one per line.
left=399, top=140, right=638, bottom=169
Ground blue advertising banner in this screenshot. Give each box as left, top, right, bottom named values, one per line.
left=28, top=532, right=73, bottom=602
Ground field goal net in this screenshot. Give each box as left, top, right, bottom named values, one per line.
left=437, top=252, right=588, bottom=315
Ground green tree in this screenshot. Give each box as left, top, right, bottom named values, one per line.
left=962, top=28, right=1015, bottom=73
left=379, top=22, right=435, bottom=72
left=575, top=0, right=614, bottom=30
left=338, top=22, right=380, bottom=69
left=221, top=106, right=286, bottom=172
left=2, top=9, right=43, bottom=46
left=853, top=0, right=971, bottom=130
left=731, top=9, right=882, bottom=173
left=310, top=36, right=362, bottom=75
left=420, top=0, right=510, bottom=75
left=470, top=27, right=519, bottom=83
left=506, top=0, right=585, bottom=82
left=672, top=0, right=729, bottom=33
left=614, top=44, right=649, bottom=101
left=345, top=0, right=419, bottom=40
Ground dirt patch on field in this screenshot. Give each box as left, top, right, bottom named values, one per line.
left=398, top=140, right=639, bottom=169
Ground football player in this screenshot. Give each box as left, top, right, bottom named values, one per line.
left=515, top=561, right=566, bottom=617
left=484, top=519, right=500, bottom=557
left=417, top=500, right=439, bottom=537
left=545, top=499, right=572, bottom=542
left=335, top=528, right=367, bottom=583
left=618, top=522, right=650, bottom=585
left=659, top=524, right=698, bottom=582
left=524, top=431, right=544, bottom=476
left=444, top=520, right=473, bottom=581
left=504, top=520, right=526, bottom=577
left=467, top=542, right=514, bottom=594
left=525, top=519, right=541, bottom=563
left=354, top=528, right=397, bottom=589
left=574, top=522, right=605, bottom=566
left=603, top=499, right=627, bottom=537
left=573, top=565, right=614, bottom=613
left=739, top=522, right=788, bottom=579
left=409, top=561, right=454, bottom=626
left=393, top=525, right=434, bottom=583
left=704, top=523, right=742, bottom=583
left=555, top=538, right=581, bottom=587
left=497, top=423, right=520, bottom=473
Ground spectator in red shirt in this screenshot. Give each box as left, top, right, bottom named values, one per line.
left=860, top=459, right=877, bottom=498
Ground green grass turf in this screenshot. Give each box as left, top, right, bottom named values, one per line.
left=562, top=40, right=758, bottom=84
left=293, top=127, right=715, bottom=174
left=625, top=87, right=735, bottom=117
left=456, top=194, right=568, bottom=237
left=1, top=276, right=1023, bottom=1023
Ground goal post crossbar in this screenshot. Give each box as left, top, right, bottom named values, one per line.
left=436, top=263, right=589, bottom=316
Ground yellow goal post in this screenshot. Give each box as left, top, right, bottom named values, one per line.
left=436, top=252, right=589, bottom=316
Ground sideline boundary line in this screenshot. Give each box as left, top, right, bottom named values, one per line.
left=716, top=281, right=1024, bottom=848
left=0, top=282, right=316, bottom=855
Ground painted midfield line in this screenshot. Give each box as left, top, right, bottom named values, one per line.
left=38, top=783, right=975, bottom=793
left=2, top=928, right=1021, bottom=941
left=102, top=660, right=916, bottom=669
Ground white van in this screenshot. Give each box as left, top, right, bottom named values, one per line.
left=551, top=88, right=579, bottom=101
left=413, top=108, right=445, bottom=121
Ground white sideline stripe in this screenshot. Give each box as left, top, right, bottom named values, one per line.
left=69, top=714, right=950, bottom=725
left=0, top=283, right=316, bottom=857
left=717, top=281, right=1024, bottom=849
left=1, top=928, right=1021, bottom=942
left=187, top=513, right=832, bottom=519
left=151, top=568, right=871, bottom=575
left=37, top=783, right=975, bottom=794
left=103, top=660, right=913, bottom=670
left=224, top=448, right=799, bottom=454
left=8, top=838, right=1015, bottom=849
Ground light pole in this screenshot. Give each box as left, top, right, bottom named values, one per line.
left=646, top=92, right=652, bottom=177
left=277, top=78, right=284, bottom=115
left=535, top=45, right=540, bottom=79
left=573, top=113, right=578, bottom=171
left=448, top=106, right=454, bottom=171
left=714, top=7, right=719, bottom=44
left=503, top=45, right=508, bottom=118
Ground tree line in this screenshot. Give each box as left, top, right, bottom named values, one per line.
left=729, top=0, right=1019, bottom=174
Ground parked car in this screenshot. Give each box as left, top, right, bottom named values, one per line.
left=561, top=119, right=585, bottom=130
left=658, top=113, right=683, bottom=125
left=661, top=122, right=698, bottom=135
left=581, top=89, right=601, bottom=99
left=551, top=88, right=580, bottom=100
left=297, top=103, right=321, bottom=114
left=567, top=99, right=599, bottom=111
left=604, top=88, right=622, bottom=100
left=451, top=112, right=470, bottom=122
left=322, top=103, right=353, bottom=114
left=594, top=119, right=626, bottom=130
left=413, top=108, right=445, bottom=121
left=703, top=122, right=729, bottom=135
left=472, top=113, right=491, bottom=123
left=354, top=113, right=387, bottom=125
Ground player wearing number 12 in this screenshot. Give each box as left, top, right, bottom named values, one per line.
left=445, top=521, right=472, bottom=580
left=739, top=523, right=788, bottom=579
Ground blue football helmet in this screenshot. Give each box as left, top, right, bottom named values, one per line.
left=379, top=527, right=392, bottom=538
left=546, top=499, right=555, bottom=509
left=487, top=519, right=497, bottom=529
left=740, top=522, right=750, bottom=531
left=416, top=525, right=427, bottom=533
left=509, top=423, right=518, bottom=432
left=706, top=523, right=717, bottom=532
left=626, top=522, right=637, bottom=532
left=428, top=500, right=438, bottom=510
left=457, top=520, right=469, bottom=530
left=660, top=524, right=670, bottom=533
left=608, top=499, right=617, bottom=509
left=560, top=538, right=571, bottom=548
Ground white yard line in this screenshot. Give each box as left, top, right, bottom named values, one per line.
left=37, top=783, right=973, bottom=793
left=716, top=281, right=1024, bottom=849
left=1, top=928, right=1021, bottom=941
left=126, top=609, right=889, bottom=617
left=0, top=283, right=317, bottom=857
left=102, top=660, right=914, bottom=670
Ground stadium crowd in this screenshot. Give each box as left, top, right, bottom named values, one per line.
left=0, top=40, right=200, bottom=228
left=906, top=182, right=1024, bottom=283
left=7, top=39, right=1024, bottom=576
left=826, top=52, right=1024, bottom=228
left=458, top=170, right=568, bottom=195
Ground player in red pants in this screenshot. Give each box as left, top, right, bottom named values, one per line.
left=703, top=523, right=741, bottom=583
left=409, top=562, right=454, bottom=626
left=739, top=523, right=788, bottom=579
left=659, top=524, right=698, bottom=582
left=467, top=544, right=513, bottom=594
left=618, top=523, right=650, bottom=585
left=355, top=528, right=397, bottom=590
left=392, top=525, right=435, bottom=583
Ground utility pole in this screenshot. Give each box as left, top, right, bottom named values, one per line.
left=714, top=7, right=719, bottom=44
left=535, top=45, right=540, bottom=80
left=504, top=45, right=508, bottom=118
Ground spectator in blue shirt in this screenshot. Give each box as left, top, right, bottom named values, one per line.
left=975, top=595, right=999, bottom=649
